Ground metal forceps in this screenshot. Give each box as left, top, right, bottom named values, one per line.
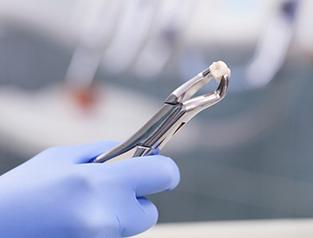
left=94, top=61, right=230, bottom=163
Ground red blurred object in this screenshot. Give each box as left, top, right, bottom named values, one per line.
left=67, top=83, right=100, bottom=112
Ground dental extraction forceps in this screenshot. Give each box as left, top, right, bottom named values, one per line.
left=94, top=61, right=230, bottom=163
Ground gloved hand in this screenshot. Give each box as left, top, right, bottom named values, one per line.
left=0, top=141, right=180, bottom=238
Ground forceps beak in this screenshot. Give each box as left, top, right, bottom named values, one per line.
left=166, top=61, right=230, bottom=113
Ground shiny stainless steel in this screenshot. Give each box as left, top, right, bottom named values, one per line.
left=94, top=64, right=229, bottom=163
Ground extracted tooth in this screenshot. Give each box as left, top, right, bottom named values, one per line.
left=209, top=60, right=231, bottom=81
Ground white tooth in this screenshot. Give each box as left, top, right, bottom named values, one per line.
left=209, top=60, right=231, bottom=81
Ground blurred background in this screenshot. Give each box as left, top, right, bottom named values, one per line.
left=0, top=0, right=313, bottom=225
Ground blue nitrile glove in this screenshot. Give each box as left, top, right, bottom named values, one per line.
left=0, top=141, right=180, bottom=238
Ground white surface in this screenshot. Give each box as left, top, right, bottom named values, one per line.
left=136, top=219, right=313, bottom=238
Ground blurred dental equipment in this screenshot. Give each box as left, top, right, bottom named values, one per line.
left=244, top=0, right=299, bottom=89
left=64, top=0, right=125, bottom=109
left=102, top=0, right=160, bottom=74
left=64, top=0, right=196, bottom=109
left=132, top=0, right=195, bottom=79
left=178, top=0, right=299, bottom=93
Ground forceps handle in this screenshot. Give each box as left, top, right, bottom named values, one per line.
left=93, top=103, right=183, bottom=163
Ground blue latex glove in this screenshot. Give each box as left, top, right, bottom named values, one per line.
left=0, top=141, right=180, bottom=238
